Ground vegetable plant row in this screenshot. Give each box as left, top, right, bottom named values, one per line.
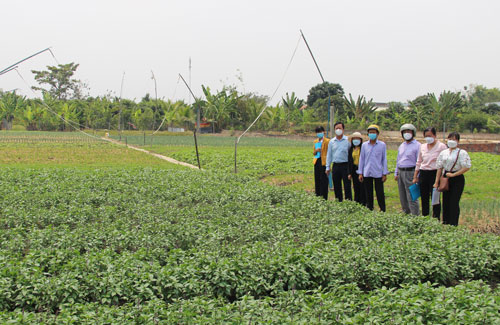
left=1, top=282, right=498, bottom=323
left=0, top=168, right=498, bottom=321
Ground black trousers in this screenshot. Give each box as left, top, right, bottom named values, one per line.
left=314, top=158, right=329, bottom=200
left=419, top=170, right=440, bottom=219
left=364, top=177, right=385, bottom=212
left=442, top=174, right=465, bottom=226
left=332, top=162, right=352, bottom=202
left=351, top=165, right=365, bottom=205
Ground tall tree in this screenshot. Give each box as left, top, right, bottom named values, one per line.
left=31, top=62, right=86, bottom=100
left=306, top=82, right=344, bottom=121
left=463, top=84, right=500, bottom=111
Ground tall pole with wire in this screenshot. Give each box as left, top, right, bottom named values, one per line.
left=0, top=47, right=56, bottom=76
left=118, top=72, right=125, bottom=138
left=179, top=74, right=201, bottom=170
left=300, top=30, right=333, bottom=137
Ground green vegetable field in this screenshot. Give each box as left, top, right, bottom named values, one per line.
left=0, top=132, right=499, bottom=323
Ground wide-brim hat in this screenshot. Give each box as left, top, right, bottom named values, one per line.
left=350, top=132, right=363, bottom=139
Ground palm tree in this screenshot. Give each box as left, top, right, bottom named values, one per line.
left=343, top=94, right=376, bottom=123
left=426, top=91, right=464, bottom=130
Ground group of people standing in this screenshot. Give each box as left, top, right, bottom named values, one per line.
left=313, top=123, right=471, bottom=226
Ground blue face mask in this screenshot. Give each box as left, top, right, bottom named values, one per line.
left=317, top=133, right=324, bottom=138
left=352, top=139, right=361, bottom=146
left=368, top=133, right=377, bottom=141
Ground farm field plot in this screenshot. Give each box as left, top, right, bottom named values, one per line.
left=0, top=131, right=499, bottom=322
left=121, top=134, right=500, bottom=231
left=0, top=168, right=499, bottom=323
left=0, top=133, right=184, bottom=169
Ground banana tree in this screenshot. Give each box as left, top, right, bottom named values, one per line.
left=0, top=91, right=26, bottom=130
left=201, top=86, right=239, bottom=131
left=263, top=104, right=286, bottom=131
left=58, top=102, right=81, bottom=131
left=282, top=92, right=304, bottom=129
left=18, top=104, right=43, bottom=130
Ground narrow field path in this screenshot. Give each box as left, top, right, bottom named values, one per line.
left=101, top=137, right=200, bottom=170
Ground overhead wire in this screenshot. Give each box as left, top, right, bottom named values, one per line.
left=236, top=34, right=302, bottom=144
left=234, top=33, right=302, bottom=173
left=13, top=68, right=105, bottom=141
left=153, top=75, right=181, bottom=135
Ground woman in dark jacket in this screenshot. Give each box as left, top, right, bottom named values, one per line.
left=348, top=132, right=365, bottom=205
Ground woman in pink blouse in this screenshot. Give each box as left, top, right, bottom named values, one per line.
left=412, top=127, right=447, bottom=219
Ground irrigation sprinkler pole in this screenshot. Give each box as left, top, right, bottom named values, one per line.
left=194, top=128, right=201, bottom=170
left=234, top=140, right=238, bottom=174
left=151, top=70, right=158, bottom=132
left=299, top=30, right=332, bottom=137
left=0, top=47, right=53, bottom=76
left=179, top=73, right=202, bottom=170
left=118, top=72, right=125, bottom=139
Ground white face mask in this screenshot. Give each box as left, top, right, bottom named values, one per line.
left=447, top=140, right=458, bottom=148
left=335, top=129, right=343, bottom=136
left=425, top=137, right=435, bottom=144
left=403, top=133, right=413, bottom=141
left=352, top=139, right=361, bottom=146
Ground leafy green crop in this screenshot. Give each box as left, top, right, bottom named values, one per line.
left=0, top=168, right=498, bottom=322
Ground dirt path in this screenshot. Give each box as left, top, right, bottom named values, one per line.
left=101, top=137, right=200, bottom=170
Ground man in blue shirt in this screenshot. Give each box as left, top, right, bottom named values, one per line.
left=326, top=122, right=352, bottom=202
left=357, top=124, right=389, bottom=212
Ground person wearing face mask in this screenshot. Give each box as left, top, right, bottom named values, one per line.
left=348, top=132, right=365, bottom=205
left=325, top=122, right=352, bottom=202
left=413, top=127, right=447, bottom=220
left=395, top=124, right=421, bottom=215
left=434, top=132, right=471, bottom=226
left=313, top=126, right=330, bottom=200
left=357, top=125, right=389, bottom=212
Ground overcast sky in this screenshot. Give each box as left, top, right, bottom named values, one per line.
left=1, top=0, right=499, bottom=104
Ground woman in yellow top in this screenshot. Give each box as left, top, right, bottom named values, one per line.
left=313, top=126, right=330, bottom=200
left=347, top=132, right=365, bottom=205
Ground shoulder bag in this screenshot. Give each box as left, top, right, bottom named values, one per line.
left=438, top=149, right=460, bottom=192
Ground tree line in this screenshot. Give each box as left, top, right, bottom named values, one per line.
left=1, top=63, right=499, bottom=133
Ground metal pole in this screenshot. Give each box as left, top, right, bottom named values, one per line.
left=0, top=47, right=52, bottom=76
left=234, top=139, right=238, bottom=173
left=179, top=73, right=202, bottom=170
left=300, top=30, right=332, bottom=137
left=194, top=128, right=201, bottom=170
left=151, top=70, right=158, bottom=132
